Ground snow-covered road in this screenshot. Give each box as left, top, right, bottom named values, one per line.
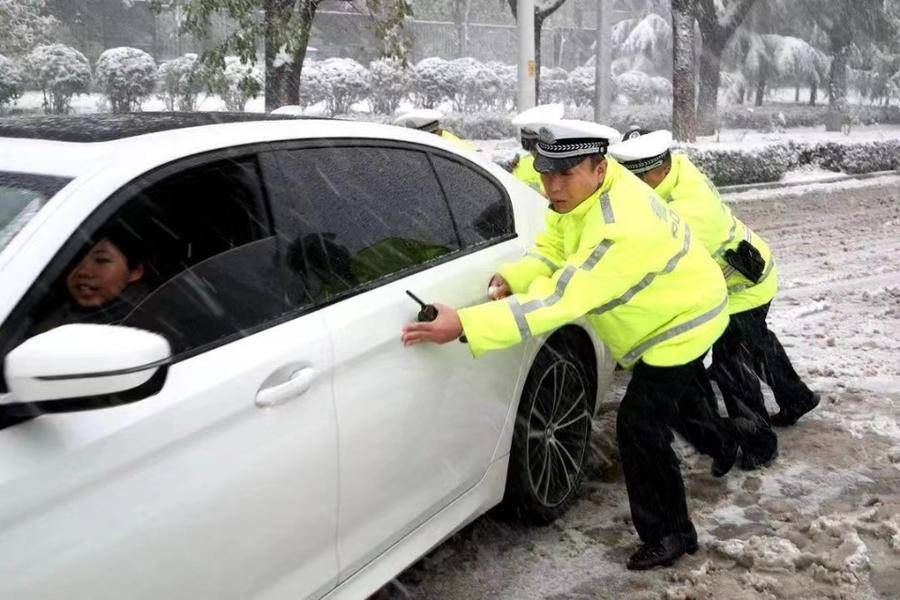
left=379, top=179, right=900, bottom=600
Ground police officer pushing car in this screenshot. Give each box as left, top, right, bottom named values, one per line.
left=402, top=119, right=740, bottom=570
left=609, top=130, right=819, bottom=460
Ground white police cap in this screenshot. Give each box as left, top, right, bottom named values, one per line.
left=532, top=119, right=622, bottom=174
left=512, top=103, right=565, bottom=138
left=393, top=108, right=443, bottom=132
left=608, top=129, right=674, bottom=174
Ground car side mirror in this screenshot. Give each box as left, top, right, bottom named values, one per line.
left=2, top=324, right=171, bottom=410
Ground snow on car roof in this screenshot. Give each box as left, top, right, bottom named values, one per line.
left=0, top=112, right=316, bottom=143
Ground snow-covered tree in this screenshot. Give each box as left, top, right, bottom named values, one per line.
left=206, top=56, right=263, bottom=112
left=95, top=47, right=157, bottom=113
left=620, top=12, right=671, bottom=68
left=0, top=54, right=22, bottom=112
left=541, top=66, right=569, bottom=105
left=23, top=43, right=91, bottom=114
left=318, top=57, right=369, bottom=115
left=298, top=59, right=328, bottom=107
left=157, top=53, right=203, bottom=111
left=614, top=69, right=654, bottom=104
left=0, top=0, right=58, bottom=57
left=769, top=35, right=830, bottom=104
left=369, top=57, right=410, bottom=114
left=694, top=0, right=757, bottom=134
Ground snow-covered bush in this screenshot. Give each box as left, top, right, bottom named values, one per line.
left=489, top=61, right=517, bottom=110
left=0, top=54, right=23, bottom=112
left=441, top=111, right=517, bottom=140
left=567, top=66, right=596, bottom=108
left=453, top=57, right=503, bottom=111
left=614, top=70, right=654, bottom=104
left=157, top=53, right=203, bottom=111
left=368, top=58, right=410, bottom=114
left=413, top=57, right=457, bottom=108
left=206, top=56, right=262, bottom=112
left=299, top=59, right=329, bottom=107
left=94, top=47, right=157, bottom=113
left=808, top=140, right=900, bottom=174
left=649, top=76, right=672, bottom=104
left=23, top=44, right=91, bottom=114
left=681, top=143, right=800, bottom=186
left=541, top=66, right=569, bottom=104
left=318, top=57, right=368, bottom=115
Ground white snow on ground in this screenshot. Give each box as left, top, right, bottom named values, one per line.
left=692, top=124, right=900, bottom=149
left=377, top=182, right=900, bottom=600
left=723, top=174, right=900, bottom=202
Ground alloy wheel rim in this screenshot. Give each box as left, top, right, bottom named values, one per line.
left=525, top=358, right=590, bottom=508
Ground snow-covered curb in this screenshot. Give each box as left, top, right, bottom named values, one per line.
left=719, top=169, right=900, bottom=193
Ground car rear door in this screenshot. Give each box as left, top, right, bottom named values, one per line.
left=260, top=142, right=527, bottom=580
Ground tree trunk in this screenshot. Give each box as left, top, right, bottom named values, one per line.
left=809, top=81, right=817, bottom=105
left=264, top=0, right=315, bottom=111
left=755, top=76, right=765, bottom=106
left=697, top=33, right=726, bottom=134
left=826, top=44, right=849, bottom=131
left=795, top=84, right=800, bottom=103
left=672, top=0, right=697, bottom=142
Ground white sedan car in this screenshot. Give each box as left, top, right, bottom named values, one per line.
left=0, top=113, right=614, bottom=599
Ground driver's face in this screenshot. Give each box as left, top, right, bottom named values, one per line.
left=66, top=239, right=143, bottom=308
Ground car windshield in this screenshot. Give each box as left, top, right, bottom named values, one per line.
left=0, top=171, right=71, bottom=253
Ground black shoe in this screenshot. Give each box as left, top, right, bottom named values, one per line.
left=627, top=533, right=697, bottom=571
left=738, top=426, right=778, bottom=470
left=711, top=438, right=739, bottom=478
left=771, top=393, right=820, bottom=427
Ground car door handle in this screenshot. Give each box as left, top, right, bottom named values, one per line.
left=255, top=367, right=317, bottom=408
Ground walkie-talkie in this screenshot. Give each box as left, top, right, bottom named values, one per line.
left=406, top=290, right=438, bottom=322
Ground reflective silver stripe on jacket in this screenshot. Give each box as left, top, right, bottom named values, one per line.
left=506, top=239, right=616, bottom=337
left=527, top=252, right=559, bottom=272
left=588, top=228, right=692, bottom=317
left=713, top=217, right=738, bottom=258
left=728, top=258, right=775, bottom=293
left=600, top=193, right=615, bottom=224
left=620, top=295, right=729, bottom=367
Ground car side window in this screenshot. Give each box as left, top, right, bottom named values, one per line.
left=17, top=155, right=288, bottom=358
left=429, top=154, right=514, bottom=247
left=260, top=145, right=461, bottom=307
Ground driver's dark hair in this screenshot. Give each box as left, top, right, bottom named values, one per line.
left=95, top=222, right=147, bottom=269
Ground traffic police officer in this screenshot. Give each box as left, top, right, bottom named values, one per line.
left=392, top=108, right=476, bottom=152
left=510, top=103, right=564, bottom=195
left=609, top=130, right=819, bottom=453
left=403, top=119, right=738, bottom=570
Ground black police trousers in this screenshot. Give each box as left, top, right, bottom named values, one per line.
left=711, top=302, right=816, bottom=424
left=617, top=354, right=732, bottom=544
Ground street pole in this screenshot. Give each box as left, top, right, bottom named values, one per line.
left=517, top=0, right=536, bottom=111
left=594, top=0, right=611, bottom=122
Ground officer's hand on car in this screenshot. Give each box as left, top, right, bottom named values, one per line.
left=402, top=303, right=463, bottom=346
left=488, top=274, right=511, bottom=300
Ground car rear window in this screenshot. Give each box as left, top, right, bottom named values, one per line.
left=0, top=171, right=71, bottom=253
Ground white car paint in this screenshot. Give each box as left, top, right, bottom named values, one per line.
left=0, top=118, right=613, bottom=599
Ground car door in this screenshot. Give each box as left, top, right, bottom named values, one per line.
left=0, top=154, right=339, bottom=600
left=259, top=142, right=527, bottom=579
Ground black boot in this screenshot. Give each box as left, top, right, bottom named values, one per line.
left=771, top=392, right=820, bottom=427
left=711, top=436, right=739, bottom=478
left=627, top=529, right=698, bottom=571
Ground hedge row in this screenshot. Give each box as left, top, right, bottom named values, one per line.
left=432, top=103, right=900, bottom=141
left=682, top=139, right=900, bottom=186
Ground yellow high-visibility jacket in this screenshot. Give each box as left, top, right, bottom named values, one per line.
left=458, top=158, right=729, bottom=367
left=440, top=130, right=476, bottom=152
left=512, top=153, right=546, bottom=196
left=656, top=154, right=777, bottom=314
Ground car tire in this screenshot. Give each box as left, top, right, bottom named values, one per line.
left=501, top=338, right=594, bottom=524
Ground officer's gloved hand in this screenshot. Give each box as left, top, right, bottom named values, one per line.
left=488, top=274, right=511, bottom=300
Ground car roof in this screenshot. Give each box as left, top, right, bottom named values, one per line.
left=0, top=113, right=487, bottom=181
left=0, top=112, right=317, bottom=143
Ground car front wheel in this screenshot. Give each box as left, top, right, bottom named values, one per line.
left=501, top=338, right=593, bottom=524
